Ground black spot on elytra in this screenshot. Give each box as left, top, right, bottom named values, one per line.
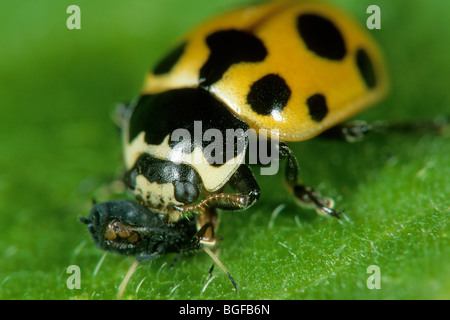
left=356, top=48, right=376, bottom=89
left=307, top=94, right=328, bottom=122
left=199, top=30, right=267, bottom=88
left=297, top=14, right=346, bottom=60
left=247, top=74, right=291, bottom=116
left=153, top=42, right=187, bottom=75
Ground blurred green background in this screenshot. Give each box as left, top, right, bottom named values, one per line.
left=0, top=0, right=449, bottom=300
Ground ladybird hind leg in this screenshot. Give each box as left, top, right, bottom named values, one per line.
left=319, top=116, right=449, bottom=142
left=279, top=142, right=341, bottom=218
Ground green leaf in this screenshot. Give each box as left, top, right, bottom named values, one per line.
left=0, top=0, right=448, bottom=300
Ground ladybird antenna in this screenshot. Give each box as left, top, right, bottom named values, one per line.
left=202, top=246, right=238, bottom=293
left=117, top=259, right=140, bottom=300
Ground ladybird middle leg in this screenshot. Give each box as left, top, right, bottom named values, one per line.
left=193, top=207, right=238, bottom=291
left=195, top=207, right=219, bottom=245
left=170, top=208, right=219, bottom=270
left=319, top=116, right=449, bottom=142
left=279, top=142, right=341, bottom=218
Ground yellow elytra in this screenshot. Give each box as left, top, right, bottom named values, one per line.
left=143, top=0, right=388, bottom=141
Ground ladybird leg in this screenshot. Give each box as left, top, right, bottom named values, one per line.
left=226, top=164, right=261, bottom=209
left=196, top=226, right=238, bottom=292
left=195, top=216, right=216, bottom=277
left=169, top=210, right=218, bottom=270
left=320, top=116, right=449, bottom=142
left=279, top=142, right=341, bottom=218
left=195, top=207, right=219, bottom=245
left=318, top=121, right=375, bottom=142
left=174, top=165, right=260, bottom=216
left=194, top=211, right=237, bottom=291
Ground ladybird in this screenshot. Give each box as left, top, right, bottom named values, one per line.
left=81, top=0, right=390, bottom=286
left=121, top=0, right=388, bottom=222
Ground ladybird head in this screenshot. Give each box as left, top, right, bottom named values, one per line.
left=123, top=155, right=203, bottom=219
left=80, top=199, right=201, bottom=261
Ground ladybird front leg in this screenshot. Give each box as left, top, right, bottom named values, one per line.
left=174, top=165, right=260, bottom=216
left=279, top=142, right=341, bottom=218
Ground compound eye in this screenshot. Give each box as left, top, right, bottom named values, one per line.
left=174, top=181, right=199, bottom=204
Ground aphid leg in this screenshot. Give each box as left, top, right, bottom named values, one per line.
left=279, top=142, right=341, bottom=218
left=175, top=165, right=260, bottom=216
left=319, top=116, right=449, bottom=142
